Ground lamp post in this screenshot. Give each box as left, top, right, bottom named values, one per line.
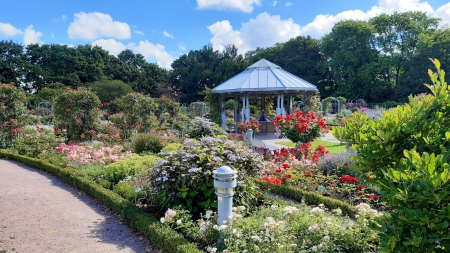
left=213, top=166, right=237, bottom=225
left=246, top=129, right=253, bottom=146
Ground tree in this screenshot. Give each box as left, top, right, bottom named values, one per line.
left=369, top=11, right=440, bottom=99
left=0, top=41, right=25, bottom=86
left=89, top=80, right=134, bottom=104
left=321, top=20, right=383, bottom=101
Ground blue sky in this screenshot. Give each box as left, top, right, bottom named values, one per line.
left=1, top=0, right=449, bottom=69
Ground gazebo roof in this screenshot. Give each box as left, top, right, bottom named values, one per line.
left=212, top=59, right=318, bottom=94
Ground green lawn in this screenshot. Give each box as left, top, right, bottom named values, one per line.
left=275, top=139, right=346, bottom=154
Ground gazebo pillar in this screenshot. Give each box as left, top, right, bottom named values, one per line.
left=220, top=96, right=226, bottom=130
left=288, top=95, right=293, bottom=114
left=245, top=95, right=250, bottom=122
left=241, top=96, right=245, bottom=122
left=234, top=96, right=239, bottom=133
left=281, top=93, right=285, bottom=116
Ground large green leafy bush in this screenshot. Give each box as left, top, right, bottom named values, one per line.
left=0, top=84, right=27, bottom=147
left=345, top=59, right=450, bottom=252
left=149, top=136, right=263, bottom=213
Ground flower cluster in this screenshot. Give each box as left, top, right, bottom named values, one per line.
left=273, top=110, right=327, bottom=144
left=236, top=119, right=260, bottom=133
left=55, top=143, right=131, bottom=166
left=339, top=175, right=358, bottom=184
left=185, top=117, right=226, bottom=139
left=260, top=176, right=282, bottom=186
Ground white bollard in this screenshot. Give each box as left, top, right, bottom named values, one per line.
left=212, top=166, right=237, bottom=225
left=246, top=129, right=253, bottom=145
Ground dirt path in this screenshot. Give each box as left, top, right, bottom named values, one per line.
left=0, top=159, right=159, bottom=253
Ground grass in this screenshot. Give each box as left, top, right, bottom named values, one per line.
left=275, top=139, right=346, bottom=154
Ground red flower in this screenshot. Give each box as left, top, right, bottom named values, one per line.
left=368, top=175, right=374, bottom=180
left=357, top=190, right=362, bottom=195
left=339, top=175, right=358, bottom=184
left=278, top=135, right=282, bottom=139
left=54, top=126, right=59, bottom=131
left=304, top=172, right=312, bottom=177
left=330, top=183, right=335, bottom=187
left=287, top=174, right=292, bottom=178
left=275, top=169, right=282, bottom=173
left=373, top=195, right=379, bottom=200
left=357, top=184, right=365, bottom=190
left=365, top=194, right=373, bottom=199
left=344, top=162, right=349, bottom=166
left=282, top=163, right=290, bottom=169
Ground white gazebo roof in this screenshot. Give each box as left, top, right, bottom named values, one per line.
left=212, top=59, right=318, bottom=94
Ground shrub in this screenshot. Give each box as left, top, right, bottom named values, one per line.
left=131, top=133, right=167, bottom=154
left=161, top=143, right=183, bottom=153
left=349, top=60, right=450, bottom=252
left=90, top=80, right=134, bottom=104
left=103, top=154, right=159, bottom=188
left=330, top=112, right=370, bottom=144
left=185, top=117, right=226, bottom=139
left=149, top=136, right=264, bottom=213
left=317, top=152, right=355, bottom=177
left=113, top=181, right=136, bottom=202
left=11, top=125, right=64, bottom=157
left=0, top=84, right=27, bottom=147
left=53, top=88, right=102, bottom=142
left=273, top=110, right=327, bottom=144
left=54, top=143, right=131, bottom=167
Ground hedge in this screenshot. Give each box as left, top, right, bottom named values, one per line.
left=0, top=150, right=202, bottom=253
left=255, top=179, right=357, bottom=217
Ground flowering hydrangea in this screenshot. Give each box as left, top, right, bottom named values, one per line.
left=185, top=117, right=226, bottom=139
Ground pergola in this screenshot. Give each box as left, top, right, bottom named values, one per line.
left=212, top=59, right=319, bottom=132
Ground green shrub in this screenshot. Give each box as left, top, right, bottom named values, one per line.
left=185, top=117, right=226, bottom=139
left=347, top=60, right=450, bottom=252
left=161, top=143, right=183, bottom=153
left=103, top=154, right=159, bottom=188
left=113, top=181, right=136, bottom=201
left=90, top=80, right=134, bottom=104
left=0, top=84, right=27, bottom=147
left=11, top=125, right=64, bottom=157
left=131, top=133, right=167, bottom=154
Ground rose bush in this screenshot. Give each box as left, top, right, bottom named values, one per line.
left=0, top=84, right=27, bottom=147
left=273, top=110, right=327, bottom=144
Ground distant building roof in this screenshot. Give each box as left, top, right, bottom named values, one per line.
left=212, top=59, right=318, bottom=94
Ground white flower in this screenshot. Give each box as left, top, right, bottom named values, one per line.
left=218, top=225, right=228, bottom=231
left=333, top=208, right=342, bottom=215
left=308, top=224, right=320, bottom=231
left=283, top=206, right=299, bottom=215
left=310, top=207, right=324, bottom=216
left=251, top=235, right=263, bottom=242
left=271, top=205, right=278, bottom=211
left=205, top=210, right=213, bottom=219
left=213, top=225, right=218, bottom=230
left=164, top=208, right=177, bottom=219
left=176, top=219, right=182, bottom=225
left=160, top=217, right=165, bottom=223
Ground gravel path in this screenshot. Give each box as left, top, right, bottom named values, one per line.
left=0, top=159, right=159, bottom=253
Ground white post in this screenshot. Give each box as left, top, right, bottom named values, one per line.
left=281, top=93, right=285, bottom=116
left=241, top=96, right=245, bottom=123
left=220, top=97, right=226, bottom=130
left=288, top=95, right=293, bottom=114
left=213, top=166, right=237, bottom=226
left=247, top=129, right=253, bottom=145
left=245, top=95, right=250, bottom=122
left=234, top=97, right=238, bottom=133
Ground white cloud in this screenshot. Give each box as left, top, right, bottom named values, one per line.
left=208, top=12, right=300, bottom=53
left=128, top=40, right=175, bottom=69
left=62, top=15, right=67, bottom=20
left=92, top=38, right=127, bottom=55
left=435, top=3, right=450, bottom=27
left=133, top=30, right=145, bottom=35
left=163, top=31, right=174, bottom=38
left=285, top=2, right=292, bottom=6
left=51, top=33, right=54, bottom=38
left=197, top=0, right=261, bottom=13
left=273, top=1, right=277, bottom=6
left=67, top=12, right=131, bottom=40
left=23, top=25, right=43, bottom=45
left=178, top=42, right=186, bottom=50
left=92, top=38, right=175, bottom=69
left=299, top=0, right=436, bottom=38
left=0, top=22, right=23, bottom=36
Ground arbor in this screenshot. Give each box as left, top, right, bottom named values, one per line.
left=369, top=11, right=440, bottom=99
left=321, top=20, right=383, bottom=101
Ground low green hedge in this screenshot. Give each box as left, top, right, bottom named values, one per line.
left=0, top=150, right=202, bottom=253
left=255, top=179, right=357, bottom=217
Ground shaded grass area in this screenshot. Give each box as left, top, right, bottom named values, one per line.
left=275, top=139, right=346, bottom=154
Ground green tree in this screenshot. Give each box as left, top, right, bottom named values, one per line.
left=321, top=20, right=383, bottom=101
left=0, top=40, right=25, bottom=86
left=89, top=80, right=134, bottom=104
left=369, top=11, right=440, bottom=99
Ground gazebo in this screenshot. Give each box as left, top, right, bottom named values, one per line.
left=212, top=59, right=319, bottom=133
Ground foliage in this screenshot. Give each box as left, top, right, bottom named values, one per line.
left=89, top=80, right=134, bottom=104
left=185, top=117, right=226, bottom=139
left=321, top=96, right=346, bottom=114
left=149, top=136, right=264, bottom=213
left=331, top=112, right=370, bottom=144
left=273, top=110, right=327, bottom=144
left=131, top=133, right=167, bottom=154
left=0, top=150, right=202, bottom=253
left=346, top=60, right=450, bottom=252
left=109, top=93, right=158, bottom=139
left=316, top=152, right=356, bottom=177
left=161, top=143, right=183, bottom=153
left=53, top=87, right=102, bottom=142
left=11, top=125, right=64, bottom=157
left=0, top=84, right=27, bottom=147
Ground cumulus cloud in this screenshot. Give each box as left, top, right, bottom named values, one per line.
left=0, top=22, right=23, bottom=36
left=91, top=38, right=175, bottom=69
left=62, top=15, right=67, bottom=20
left=67, top=12, right=131, bottom=40
left=197, top=0, right=261, bottom=13
left=208, top=12, right=300, bottom=53
left=128, top=41, right=175, bottom=69
left=24, top=25, right=43, bottom=45
left=273, top=1, right=277, bottom=6
left=133, top=30, right=144, bottom=35
left=163, top=31, right=174, bottom=38
left=285, top=2, right=292, bottom=6
left=299, top=0, right=436, bottom=38
left=92, top=38, right=127, bottom=55
left=435, top=3, right=450, bottom=26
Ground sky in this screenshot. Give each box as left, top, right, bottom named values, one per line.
left=0, top=0, right=449, bottom=69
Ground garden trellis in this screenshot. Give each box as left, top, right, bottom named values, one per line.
left=36, top=102, right=54, bottom=124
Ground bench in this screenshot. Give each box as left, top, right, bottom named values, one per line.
left=251, top=139, right=279, bottom=154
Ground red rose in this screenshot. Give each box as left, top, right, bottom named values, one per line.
left=373, top=195, right=379, bottom=200
left=357, top=190, right=362, bottom=195
left=287, top=174, right=292, bottom=178
left=365, top=194, right=373, bottom=199
left=357, top=184, right=365, bottom=190
left=344, top=162, right=349, bottom=166
left=304, top=172, right=312, bottom=177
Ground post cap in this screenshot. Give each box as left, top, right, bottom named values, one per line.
left=213, top=166, right=237, bottom=181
